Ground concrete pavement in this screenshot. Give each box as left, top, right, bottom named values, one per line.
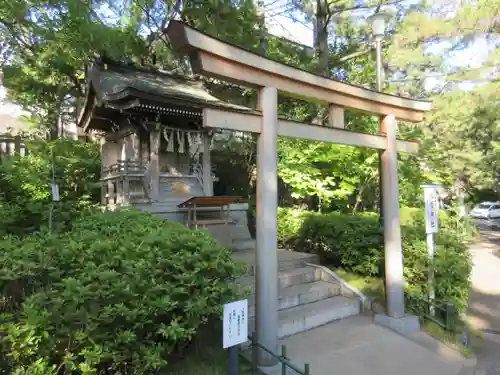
left=468, top=231, right=500, bottom=331
left=280, top=315, right=469, bottom=375
left=468, top=230, right=500, bottom=375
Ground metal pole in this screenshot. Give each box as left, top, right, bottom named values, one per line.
left=427, top=232, right=435, bottom=316
left=374, top=35, right=387, bottom=305
left=375, top=36, right=384, bottom=224
left=228, top=345, right=239, bottom=375
left=375, top=36, right=383, bottom=92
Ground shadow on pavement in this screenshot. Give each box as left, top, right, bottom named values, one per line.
left=495, top=249, right=500, bottom=260
left=468, top=288, right=500, bottom=332
left=468, top=288, right=500, bottom=375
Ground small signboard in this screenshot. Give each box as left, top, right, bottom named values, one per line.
left=51, top=183, right=60, bottom=202
left=423, top=185, right=439, bottom=234
left=223, top=299, right=248, bottom=349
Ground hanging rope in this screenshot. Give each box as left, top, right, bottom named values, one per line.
left=177, top=130, right=185, bottom=153
left=156, top=123, right=208, bottom=154
left=163, top=128, right=175, bottom=152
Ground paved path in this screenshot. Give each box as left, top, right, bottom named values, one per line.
left=280, top=315, right=468, bottom=375
left=468, top=231, right=500, bottom=375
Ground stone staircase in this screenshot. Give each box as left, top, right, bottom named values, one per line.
left=200, top=210, right=255, bottom=251
left=234, top=250, right=362, bottom=339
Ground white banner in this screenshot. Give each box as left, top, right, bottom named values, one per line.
left=424, top=186, right=439, bottom=234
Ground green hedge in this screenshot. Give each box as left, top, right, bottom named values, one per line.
left=277, top=207, right=473, bottom=312
left=0, top=137, right=101, bottom=237
left=0, top=209, right=243, bottom=375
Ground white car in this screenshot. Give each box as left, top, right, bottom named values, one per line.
left=470, top=202, right=500, bottom=219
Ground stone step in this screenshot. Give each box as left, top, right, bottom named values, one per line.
left=230, top=225, right=253, bottom=241
left=243, top=255, right=319, bottom=276
left=232, top=238, right=256, bottom=251
left=247, top=280, right=341, bottom=318
left=238, top=266, right=323, bottom=292
left=248, top=296, right=361, bottom=339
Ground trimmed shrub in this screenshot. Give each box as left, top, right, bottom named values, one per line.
left=277, top=207, right=473, bottom=312
left=278, top=208, right=382, bottom=275
left=0, top=209, right=243, bottom=375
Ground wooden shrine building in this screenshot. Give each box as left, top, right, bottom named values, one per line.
left=77, top=59, right=254, bottom=250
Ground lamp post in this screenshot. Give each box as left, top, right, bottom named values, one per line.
left=367, top=11, right=391, bottom=91
left=368, top=10, right=392, bottom=310
left=368, top=11, right=391, bottom=225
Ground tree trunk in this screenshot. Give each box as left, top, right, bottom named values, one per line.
left=353, top=185, right=366, bottom=213
left=313, top=0, right=329, bottom=75
left=256, top=0, right=267, bottom=53
left=311, top=0, right=329, bottom=125
left=48, top=107, right=60, bottom=140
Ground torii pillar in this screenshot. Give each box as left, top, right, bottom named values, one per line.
left=380, top=114, right=405, bottom=318
left=255, top=87, right=279, bottom=363
left=374, top=114, right=420, bottom=334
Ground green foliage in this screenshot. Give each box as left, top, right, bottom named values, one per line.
left=388, top=0, right=500, bottom=96
left=385, top=0, right=500, bottom=201
left=1, top=0, right=147, bottom=133
left=212, top=132, right=256, bottom=198
left=1, top=0, right=261, bottom=134
left=420, top=82, right=500, bottom=197
left=278, top=208, right=383, bottom=274
left=277, top=207, right=473, bottom=312
left=0, top=209, right=243, bottom=375
left=399, top=208, right=473, bottom=311
left=0, top=137, right=100, bottom=236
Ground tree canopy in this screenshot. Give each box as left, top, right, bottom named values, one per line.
left=1, top=0, right=498, bottom=209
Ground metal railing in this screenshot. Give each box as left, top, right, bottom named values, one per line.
left=243, top=333, right=311, bottom=375
left=405, top=294, right=470, bottom=347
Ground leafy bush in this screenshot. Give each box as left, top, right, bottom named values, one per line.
left=0, top=209, right=243, bottom=375
left=400, top=208, right=473, bottom=311
left=277, top=207, right=473, bottom=312
left=278, top=208, right=383, bottom=275
left=0, top=137, right=100, bottom=237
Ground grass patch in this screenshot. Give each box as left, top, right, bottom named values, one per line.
left=421, top=320, right=479, bottom=358
left=168, top=322, right=256, bottom=375
left=332, top=268, right=385, bottom=300
left=168, top=347, right=255, bottom=375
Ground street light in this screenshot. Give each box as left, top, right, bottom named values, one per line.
left=367, top=11, right=391, bottom=91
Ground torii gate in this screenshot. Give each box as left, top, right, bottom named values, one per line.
left=166, top=20, right=432, bottom=360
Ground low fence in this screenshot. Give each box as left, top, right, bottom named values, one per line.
left=406, top=294, right=470, bottom=347
left=242, top=333, right=311, bottom=375
left=0, top=135, right=29, bottom=161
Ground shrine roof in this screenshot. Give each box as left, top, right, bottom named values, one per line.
left=87, top=60, right=252, bottom=112
left=77, top=59, right=255, bottom=131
